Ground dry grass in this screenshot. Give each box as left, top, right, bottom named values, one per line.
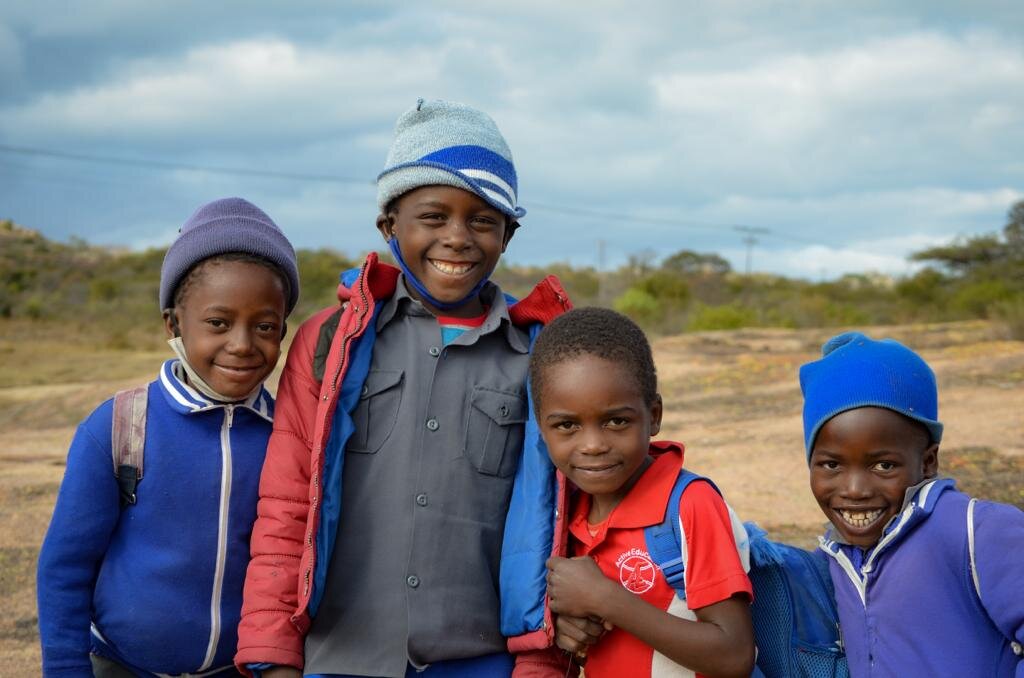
left=2, top=320, right=1022, bottom=674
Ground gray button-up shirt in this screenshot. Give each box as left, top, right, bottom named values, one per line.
left=304, top=277, right=531, bottom=677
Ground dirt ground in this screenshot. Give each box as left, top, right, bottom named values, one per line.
left=1, top=320, right=1021, bottom=675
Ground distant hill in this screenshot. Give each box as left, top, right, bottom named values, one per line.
left=3, top=210, right=1022, bottom=347
left=0, top=219, right=356, bottom=348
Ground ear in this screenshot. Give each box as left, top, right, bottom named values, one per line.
left=921, top=442, right=940, bottom=479
left=162, top=308, right=179, bottom=339
left=648, top=393, right=663, bottom=436
left=376, top=212, right=394, bottom=242
left=501, top=220, right=517, bottom=252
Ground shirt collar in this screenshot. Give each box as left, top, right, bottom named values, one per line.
left=569, top=446, right=685, bottom=541
left=157, top=359, right=274, bottom=422
left=825, top=476, right=948, bottom=551
left=377, top=274, right=528, bottom=354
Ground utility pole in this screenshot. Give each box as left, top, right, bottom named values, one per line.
left=597, top=239, right=607, bottom=305
left=733, top=226, right=771, bottom=275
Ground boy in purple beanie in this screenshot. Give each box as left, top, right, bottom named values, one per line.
left=37, top=197, right=299, bottom=677
left=800, top=331, right=1024, bottom=676
left=237, top=100, right=573, bottom=678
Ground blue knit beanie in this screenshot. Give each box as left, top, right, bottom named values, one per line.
left=799, top=331, right=943, bottom=460
left=159, top=197, right=299, bottom=314
left=377, top=98, right=525, bottom=222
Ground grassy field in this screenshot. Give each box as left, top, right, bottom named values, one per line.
left=2, top=320, right=1022, bottom=674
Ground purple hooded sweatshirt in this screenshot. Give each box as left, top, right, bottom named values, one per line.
left=818, top=478, right=1024, bottom=677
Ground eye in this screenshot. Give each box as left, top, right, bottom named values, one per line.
left=605, top=417, right=630, bottom=429
left=873, top=461, right=898, bottom=472
left=256, top=322, right=279, bottom=334
left=206, top=318, right=228, bottom=329
left=472, top=219, right=504, bottom=235
left=551, top=420, right=578, bottom=432
left=816, top=459, right=840, bottom=471
left=419, top=212, right=446, bottom=223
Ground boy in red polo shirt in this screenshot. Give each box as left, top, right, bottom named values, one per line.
left=532, top=308, right=754, bottom=678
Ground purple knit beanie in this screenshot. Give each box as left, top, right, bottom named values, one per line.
left=159, top=197, right=299, bottom=313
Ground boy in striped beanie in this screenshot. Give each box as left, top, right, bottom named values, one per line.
left=238, top=100, right=574, bottom=677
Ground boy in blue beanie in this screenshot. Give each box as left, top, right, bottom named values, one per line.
left=237, top=100, right=572, bottom=677
left=37, top=197, right=299, bottom=677
left=800, top=331, right=1024, bottom=676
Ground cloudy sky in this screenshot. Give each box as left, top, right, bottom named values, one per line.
left=1, top=1, right=1022, bottom=278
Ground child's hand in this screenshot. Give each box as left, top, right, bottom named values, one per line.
left=554, top=613, right=612, bottom=657
left=546, top=556, right=614, bottom=619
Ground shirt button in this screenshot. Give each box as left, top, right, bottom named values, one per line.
left=499, top=404, right=509, bottom=417
left=415, top=493, right=428, bottom=507
left=428, top=346, right=440, bottom=357
left=360, top=385, right=369, bottom=397
left=426, top=417, right=439, bottom=431
left=407, top=575, right=420, bottom=588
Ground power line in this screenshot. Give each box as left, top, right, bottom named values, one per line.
left=0, top=143, right=825, bottom=250
left=0, top=143, right=372, bottom=186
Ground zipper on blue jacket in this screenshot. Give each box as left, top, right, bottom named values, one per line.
left=198, top=404, right=234, bottom=671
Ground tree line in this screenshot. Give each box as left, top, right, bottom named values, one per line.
left=2, top=200, right=1022, bottom=348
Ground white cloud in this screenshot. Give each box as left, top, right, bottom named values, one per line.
left=0, top=37, right=439, bottom=141
left=2, top=3, right=1022, bottom=271
left=766, top=243, right=922, bottom=280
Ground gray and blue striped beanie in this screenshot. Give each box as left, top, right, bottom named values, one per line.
left=799, top=331, right=943, bottom=460
left=377, top=99, right=525, bottom=222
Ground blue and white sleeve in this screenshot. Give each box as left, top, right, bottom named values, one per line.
left=37, top=403, right=121, bottom=677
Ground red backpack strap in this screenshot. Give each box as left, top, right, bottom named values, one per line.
left=112, top=385, right=148, bottom=506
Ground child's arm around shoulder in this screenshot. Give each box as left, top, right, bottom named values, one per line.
left=971, top=498, right=1024, bottom=672
left=37, top=402, right=122, bottom=675
left=236, top=308, right=336, bottom=670
left=546, top=480, right=754, bottom=678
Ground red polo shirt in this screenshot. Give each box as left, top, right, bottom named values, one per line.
left=567, top=443, right=752, bottom=678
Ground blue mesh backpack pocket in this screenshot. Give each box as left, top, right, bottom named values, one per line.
left=644, top=469, right=849, bottom=678
left=744, top=524, right=848, bottom=678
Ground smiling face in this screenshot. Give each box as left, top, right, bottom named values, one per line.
left=377, top=185, right=511, bottom=318
left=537, top=353, right=663, bottom=520
left=164, top=259, right=287, bottom=401
left=809, top=406, right=938, bottom=548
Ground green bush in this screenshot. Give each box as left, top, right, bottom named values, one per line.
left=951, top=279, right=1014, bottom=317
left=613, top=287, right=661, bottom=326
left=636, top=271, right=690, bottom=305
left=686, top=303, right=757, bottom=331
left=896, top=268, right=948, bottom=307
left=89, top=278, right=119, bottom=303
left=990, top=297, right=1024, bottom=340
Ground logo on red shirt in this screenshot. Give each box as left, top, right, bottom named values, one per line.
left=616, top=548, right=656, bottom=594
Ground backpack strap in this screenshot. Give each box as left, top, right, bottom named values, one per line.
left=112, top=385, right=148, bottom=507
left=967, top=498, right=981, bottom=599
left=966, top=498, right=1023, bottom=658
left=644, top=468, right=720, bottom=599
left=312, top=303, right=347, bottom=382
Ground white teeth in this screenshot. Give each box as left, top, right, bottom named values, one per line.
left=838, top=509, right=884, bottom=528
left=430, top=260, right=474, bottom=275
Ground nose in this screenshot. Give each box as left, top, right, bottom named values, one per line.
left=440, top=218, right=471, bottom=250
left=839, top=468, right=872, bottom=500
left=577, top=426, right=609, bottom=456
left=225, top=326, right=255, bottom=355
